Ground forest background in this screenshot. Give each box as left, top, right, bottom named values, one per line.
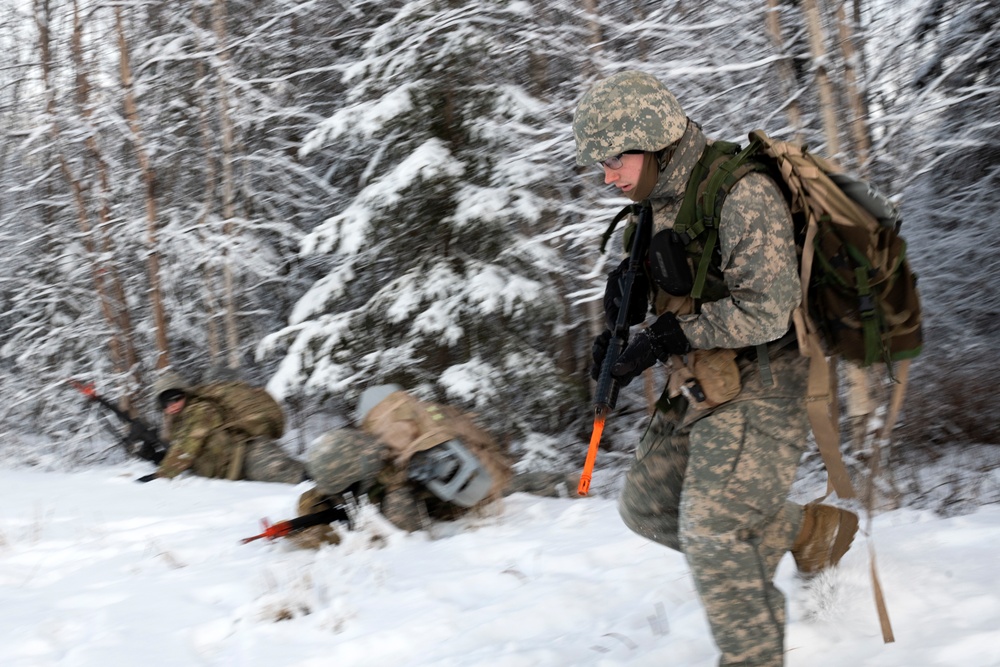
left=1, top=0, right=997, bottom=512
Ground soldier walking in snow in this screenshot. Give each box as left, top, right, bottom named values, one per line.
left=573, top=71, right=856, bottom=667
left=140, top=370, right=305, bottom=484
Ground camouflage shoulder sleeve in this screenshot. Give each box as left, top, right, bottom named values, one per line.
left=679, top=171, right=801, bottom=349
left=157, top=401, right=222, bottom=479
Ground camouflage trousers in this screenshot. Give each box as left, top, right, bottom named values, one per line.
left=619, top=353, right=810, bottom=667
left=243, top=437, right=306, bottom=484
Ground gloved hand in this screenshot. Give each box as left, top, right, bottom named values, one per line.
left=612, top=312, right=691, bottom=386
left=590, top=329, right=613, bottom=381
left=136, top=472, right=160, bottom=483
left=603, top=258, right=649, bottom=330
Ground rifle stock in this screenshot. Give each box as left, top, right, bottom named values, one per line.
left=578, top=203, right=652, bottom=496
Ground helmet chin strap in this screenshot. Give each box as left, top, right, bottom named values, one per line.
left=627, top=151, right=661, bottom=202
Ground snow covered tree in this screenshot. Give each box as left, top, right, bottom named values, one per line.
left=871, top=0, right=1000, bottom=446
left=262, top=0, right=580, bottom=439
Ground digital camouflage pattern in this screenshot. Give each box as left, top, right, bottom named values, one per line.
left=642, top=121, right=803, bottom=351
left=242, top=436, right=306, bottom=484
left=360, top=389, right=511, bottom=503
left=573, top=70, right=687, bottom=166
left=619, top=352, right=810, bottom=667
left=157, top=382, right=300, bottom=482
left=307, top=428, right=384, bottom=497
left=306, top=429, right=473, bottom=533
left=579, top=72, right=813, bottom=666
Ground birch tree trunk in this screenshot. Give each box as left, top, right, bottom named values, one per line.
left=764, top=0, right=804, bottom=139
left=835, top=0, right=872, bottom=171
left=802, top=0, right=841, bottom=156
left=212, top=0, right=242, bottom=371
left=116, top=6, right=171, bottom=371
left=191, top=3, right=223, bottom=364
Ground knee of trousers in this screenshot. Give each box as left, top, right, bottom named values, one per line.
left=618, top=494, right=682, bottom=551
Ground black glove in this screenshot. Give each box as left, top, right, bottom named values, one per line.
left=611, top=313, right=691, bottom=387
left=590, top=329, right=614, bottom=381
left=136, top=472, right=160, bottom=483
left=603, top=258, right=649, bottom=330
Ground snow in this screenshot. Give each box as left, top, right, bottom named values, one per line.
left=2, top=464, right=999, bottom=666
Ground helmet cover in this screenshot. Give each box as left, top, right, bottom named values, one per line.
left=573, top=71, right=686, bottom=166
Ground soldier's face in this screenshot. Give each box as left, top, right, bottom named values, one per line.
left=602, top=152, right=644, bottom=194
left=164, top=397, right=186, bottom=416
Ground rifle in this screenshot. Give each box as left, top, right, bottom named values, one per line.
left=68, top=379, right=169, bottom=464
left=578, top=202, right=652, bottom=496
left=241, top=505, right=350, bottom=544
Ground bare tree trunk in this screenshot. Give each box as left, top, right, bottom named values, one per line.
left=764, top=0, right=804, bottom=139
left=212, top=0, right=242, bottom=371
left=68, top=0, right=141, bottom=381
left=801, top=0, right=841, bottom=156
left=34, top=0, right=133, bottom=382
left=191, top=4, right=223, bottom=364
left=116, top=6, right=171, bottom=371
left=582, top=0, right=602, bottom=78
left=835, top=0, right=872, bottom=171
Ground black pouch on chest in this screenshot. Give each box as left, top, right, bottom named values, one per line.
left=648, top=229, right=693, bottom=296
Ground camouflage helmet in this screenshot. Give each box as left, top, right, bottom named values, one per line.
left=152, top=370, right=189, bottom=403
left=306, top=428, right=383, bottom=496
left=573, top=71, right=686, bottom=166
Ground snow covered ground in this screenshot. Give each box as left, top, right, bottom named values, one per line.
left=1, top=462, right=998, bottom=667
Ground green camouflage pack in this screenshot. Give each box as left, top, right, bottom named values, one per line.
left=192, top=382, right=285, bottom=440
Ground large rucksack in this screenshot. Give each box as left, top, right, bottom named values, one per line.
left=671, top=130, right=922, bottom=498
left=677, top=129, right=922, bottom=369
left=360, top=389, right=511, bottom=506
left=192, top=381, right=285, bottom=440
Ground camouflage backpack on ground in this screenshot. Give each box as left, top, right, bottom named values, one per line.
left=361, top=390, right=512, bottom=507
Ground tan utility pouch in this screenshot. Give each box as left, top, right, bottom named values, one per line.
left=667, top=348, right=741, bottom=410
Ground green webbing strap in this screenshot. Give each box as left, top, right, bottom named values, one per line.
left=675, top=144, right=733, bottom=241
left=690, top=139, right=766, bottom=299
left=600, top=204, right=640, bottom=254
left=855, top=265, right=880, bottom=366
left=691, top=228, right=718, bottom=299
left=756, top=343, right=773, bottom=387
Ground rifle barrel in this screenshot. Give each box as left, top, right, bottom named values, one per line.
left=578, top=203, right=653, bottom=494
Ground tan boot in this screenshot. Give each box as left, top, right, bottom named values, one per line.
left=791, top=502, right=858, bottom=575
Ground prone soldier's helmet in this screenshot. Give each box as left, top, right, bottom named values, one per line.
left=306, top=428, right=383, bottom=496
left=573, top=70, right=687, bottom=166
left=152, top=370, right=190, bottom=409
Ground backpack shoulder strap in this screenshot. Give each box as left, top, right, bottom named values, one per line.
left=681, top=139, right=770, bottom=299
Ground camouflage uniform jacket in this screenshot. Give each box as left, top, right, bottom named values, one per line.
left=643, top=121, right=803, bottom=403
left=157, top=382, right=284, bottom=479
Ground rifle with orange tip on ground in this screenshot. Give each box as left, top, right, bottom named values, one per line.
left=241, top=506, right=350, bottom=544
